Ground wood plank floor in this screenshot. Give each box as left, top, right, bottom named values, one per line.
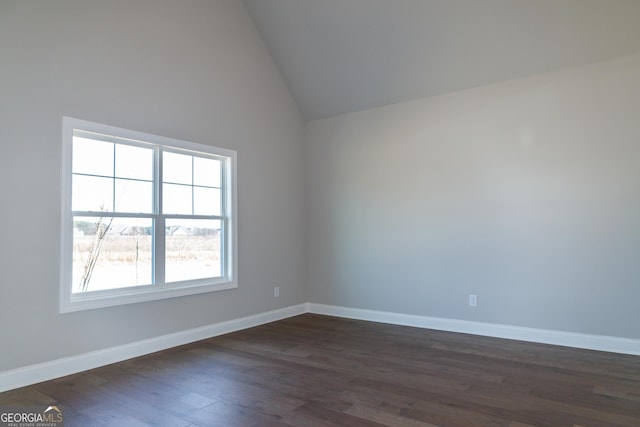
left=1, top=314, right=639, bottom=426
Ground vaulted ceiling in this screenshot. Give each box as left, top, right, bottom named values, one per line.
left=243, top=0, right=640, bottom=120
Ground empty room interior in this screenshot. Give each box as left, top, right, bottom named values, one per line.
left=1, top=0, right=639, bottom=425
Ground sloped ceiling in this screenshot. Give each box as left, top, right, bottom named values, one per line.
left=243, top=0, right=640, bottom=120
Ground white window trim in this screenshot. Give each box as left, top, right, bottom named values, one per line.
left=60, top=117, right=238, bottom=313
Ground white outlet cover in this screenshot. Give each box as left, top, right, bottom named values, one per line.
left=469, top=294, right=477, bottom=307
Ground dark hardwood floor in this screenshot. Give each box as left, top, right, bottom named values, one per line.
left=1, top=314, right=639, bottom=426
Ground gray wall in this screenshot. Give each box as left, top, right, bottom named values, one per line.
left=0, top=0, right=305, bottom=371
left=306, top=52, right=640, bottom=339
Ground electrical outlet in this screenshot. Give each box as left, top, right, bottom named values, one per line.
left=274, top=286, right=280, bottom=298
left=468, top=294, right=477, bottom=307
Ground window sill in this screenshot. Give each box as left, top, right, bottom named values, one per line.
left=60, top=279, right=237, bottom=313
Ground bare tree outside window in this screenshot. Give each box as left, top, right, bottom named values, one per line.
left=78, top=208, right=113, bottom=292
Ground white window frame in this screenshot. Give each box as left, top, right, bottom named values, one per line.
left=60, top=117, right=237, bottom=313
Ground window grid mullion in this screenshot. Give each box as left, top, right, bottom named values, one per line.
left=72, top=212, right=156, bottom=219
left=192, top=156, right=195, bottom=215
left=112, top=143, right=116, bottom=213
left=155, top=146, right=165, bottom=286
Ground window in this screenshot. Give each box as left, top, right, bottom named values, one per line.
left=60, top=117, right=237, bottom=312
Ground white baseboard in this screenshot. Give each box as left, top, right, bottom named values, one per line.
left=0, top=304, right=307, bottom=393
left=307, top=303, right=640, bottom=356
left=3, top=302, right=638, bottom=393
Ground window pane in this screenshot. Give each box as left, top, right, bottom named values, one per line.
left=116, top=144, right=153, bottom=180
left=194, top=157, right=220, bottom=187
left=115, top=179, right=153, bottom=213
left=163, top=183, right=192, bottom=214
left=194, top=187, right=220, bottom=216
left=72, top=175, right=113, bottom=212
left=163, top=152, right=192, bottom=184
left=72, top=137, right=113, bottom=177
left=72, top=217, right=152, bottom=292
left=165, top=219, right=221, bottom=283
